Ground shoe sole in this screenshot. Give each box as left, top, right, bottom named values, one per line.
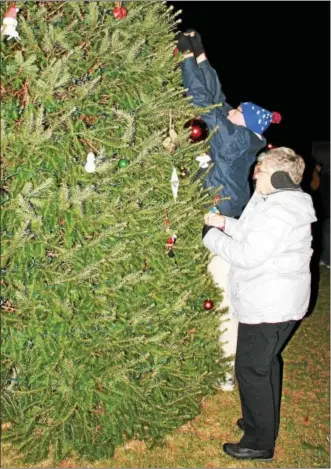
left=223, top=445, right=273, bottom=460
left=225, top=453, right=273, bottom=460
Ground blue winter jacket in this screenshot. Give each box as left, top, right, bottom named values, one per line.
left=181, top=58, right=266, bottom=218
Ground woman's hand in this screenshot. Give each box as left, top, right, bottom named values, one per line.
left=204, top=212, right=225, bottom=229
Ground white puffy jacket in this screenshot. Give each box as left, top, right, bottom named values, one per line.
left=203, top=190, right=317, bottom=324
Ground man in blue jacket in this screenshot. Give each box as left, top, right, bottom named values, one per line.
left=177, top=30, right=282, bottom=217
left=177, top=29, right=282, bottom=392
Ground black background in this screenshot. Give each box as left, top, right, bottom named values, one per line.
left=167, top=1, right=330, bottom=160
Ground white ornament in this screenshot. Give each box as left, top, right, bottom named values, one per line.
left=196, top=153, right=211, bottom=169
left=170, top=166, right=179, bottom=201
left=85, top=152, right=96, bottom=173
left=1, top=7, right=20, bottom=41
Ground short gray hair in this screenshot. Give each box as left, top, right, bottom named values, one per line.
left=257, top=147, right=305, bottom=184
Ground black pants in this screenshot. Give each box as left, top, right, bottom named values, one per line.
left=235, top=320, right=297, bottom=450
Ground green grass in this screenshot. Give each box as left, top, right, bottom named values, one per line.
left=2, top=268, right=330, bottom=468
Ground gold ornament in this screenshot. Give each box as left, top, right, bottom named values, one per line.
left=162, top=112, right=178, bottom=154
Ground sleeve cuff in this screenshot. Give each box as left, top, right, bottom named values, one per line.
left=202, top=227, right=225, bottom=254
left=223, top=217, right=238, bottom=236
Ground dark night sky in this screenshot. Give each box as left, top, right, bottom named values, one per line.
left=167, top=1, right=330, bottom=159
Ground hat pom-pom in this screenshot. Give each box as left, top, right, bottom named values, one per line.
left=272, top=112, right=282, bottom=124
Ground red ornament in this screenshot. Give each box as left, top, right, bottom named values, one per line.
left=271, top=112, right=282, bottom=124
left=203, top=299, right=214, bottom=311
left=191, top=125, right=202, bottom=140
left=184, top=118, right=209, bottom=143
left=267, top=143, right=274, bottom=149
left=113, top=6, right=122, bottom=19
left=166, top=237, right=174, bottom=249
left=120, top=6, right=127, bottom=18
left=113, top=3, right=127, bottom=20
left=166, top=234, right=177, bottom=258
left=213, top=194, right=221, bottom=205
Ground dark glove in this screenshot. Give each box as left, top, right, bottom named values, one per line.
left=202, top=224, right=214, bottom=240
left=175, top=32, right=193, bottom=54
left=185, top=29, right=205, bottom=57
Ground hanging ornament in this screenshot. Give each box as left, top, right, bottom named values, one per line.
left=170, top=167, right=179, bottom=201
left=196, top=153, right=211, bottom=169
left=209, top=194, right=221, bottom=214
left=120, top=5, right=128, bottom=18
left=85, top=152, right=96, bottom=173
left=173, top=47, right=182, bottom=60
left=166, top=234, right=177, bottom=258
left=163, top=212, right=178, bottom=262
left=118, top=158, right=129, bottom=168
left=203, top=299, right=214, bottom=311
left=213, top=194, right=221, bottom=207
left=1, top=4, right=20, bottom=41
left=179, top=166, right=190, bottom=179
left=165, top=209, right=171, bottom=233
left=185, top=118, right=209, bottom=143
left=163, top=111, right=178, bottom=154
left=113, top=1, right=127, bottom=20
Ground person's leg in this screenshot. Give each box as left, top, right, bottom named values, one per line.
left=219, top=311, right=238, bottom=390
left=208, top=255, right=237, bottom=390
left=271, top=321, right=298, bottom=439
left=235, top=321, right=297, bottom=450
left=183, top=29, right=223, bottom=105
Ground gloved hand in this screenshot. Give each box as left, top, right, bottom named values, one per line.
left=175, top=31, right=193, bottom=54
left=184, top=29, right=205, bottom=57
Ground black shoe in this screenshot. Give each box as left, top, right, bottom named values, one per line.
left=223, top=443, right=274, bottom=460
left=237, top=418, right=245, bottom=431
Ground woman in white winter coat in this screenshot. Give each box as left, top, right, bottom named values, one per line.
left=203, top=147, right=317, bottom=461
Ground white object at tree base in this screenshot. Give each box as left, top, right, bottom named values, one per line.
left=85, top=152, right=96, bottom=173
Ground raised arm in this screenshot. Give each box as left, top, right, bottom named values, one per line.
left=203, top=209, right=289, bottom=269
left=180, top=57, right=215, bottom=108
left=180, top=58, right=239, bottom=141
left=198, top=59, right=231, bottom=109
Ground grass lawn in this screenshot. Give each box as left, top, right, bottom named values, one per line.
left=2, top=268, right=330, bottom=469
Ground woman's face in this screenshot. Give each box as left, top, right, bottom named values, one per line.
left=253, top=160, right=275, bottom=194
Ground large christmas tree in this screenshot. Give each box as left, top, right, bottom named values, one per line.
left=1, top=1, right=227, bottom=463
